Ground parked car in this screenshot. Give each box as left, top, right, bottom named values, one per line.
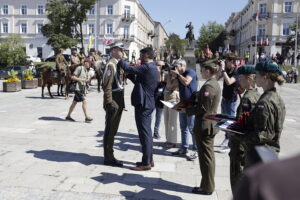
left=45, top=54, right=71, bottom=62
left=0, top=66, right=29, bottom=79
left=26, top=56, right=41, bottom=63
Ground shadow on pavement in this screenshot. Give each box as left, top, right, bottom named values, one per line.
left=38, top=116, right=65, bottom=121
left=96, top=132, right=178, bottom=158
left=92, top=172, right=187, bottom=199
left=26, top=150, right=103, bottom=165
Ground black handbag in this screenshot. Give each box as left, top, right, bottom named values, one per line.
left=69, top=81, right=77, bottom=93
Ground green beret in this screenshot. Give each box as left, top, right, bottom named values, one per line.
left=237, top=65, right=256, bottom=75
left=255, top=62, right=282, bottom=75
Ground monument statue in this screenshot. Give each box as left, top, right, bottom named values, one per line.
left=185, top=22, right=195, bottom=47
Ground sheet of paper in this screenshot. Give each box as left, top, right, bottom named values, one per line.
left=160, top=100, right=176, bottom=109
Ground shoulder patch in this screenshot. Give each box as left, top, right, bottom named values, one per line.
left=204, top=91, right=210, bottom=97
left=106, top=69, right=112, bottom=77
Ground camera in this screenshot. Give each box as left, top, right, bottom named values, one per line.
left=162, top=63, right=177, bottom=71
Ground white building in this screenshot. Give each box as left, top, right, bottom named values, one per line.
left=0, top=0, right=168, bottom=61
left=225, top=0, right=300, bottom=63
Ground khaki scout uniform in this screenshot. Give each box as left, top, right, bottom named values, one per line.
left=186, top=77, right=221, bottom=193
left=244, top=87, right=286, bottom=154
left=102, top=58, right=125, bottom=162
left=230, top=88, right=260, bottom=190
left=55, top=53, right=68, bottom=73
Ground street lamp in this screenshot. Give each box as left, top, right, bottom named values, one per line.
left=294, top=5, right=299, bottom=67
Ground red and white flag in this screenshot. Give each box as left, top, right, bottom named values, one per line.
left=255, top=12, right=259, bottom=21
left=265, top=37, right=269, bottom=46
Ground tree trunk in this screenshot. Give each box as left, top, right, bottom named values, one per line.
left=80, top=23, right=84, bottom=52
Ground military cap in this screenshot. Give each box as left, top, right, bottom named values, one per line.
left=201, top=59, right=218, bottom=72
left=255, top=62, right=282, bottom=75
left=237, top=65, right=256, bottom=75
left=109, top=42, right=125, bottom=50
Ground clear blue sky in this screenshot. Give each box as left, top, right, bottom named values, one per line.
left=140, top=0, right=248, bottom=38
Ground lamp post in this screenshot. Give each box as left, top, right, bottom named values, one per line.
left=294, top=5, right=299, bottom=67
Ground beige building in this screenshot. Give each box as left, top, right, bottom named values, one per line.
left=0, top=0, right=168, bottom=60
left=225, top=0, right=300, bottom=63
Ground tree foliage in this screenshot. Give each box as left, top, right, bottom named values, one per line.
left=286, top=20, right=300, bottom=51
left=42, top=0, right=97, bottom=53
left=165, top=33, right=187, bottom=57
left=0, top=34, right=28, bottom=68
left=197, top=21, right=226, bottom=52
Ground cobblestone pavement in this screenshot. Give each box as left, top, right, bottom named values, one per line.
left=0, top=78, right=299, bottom=200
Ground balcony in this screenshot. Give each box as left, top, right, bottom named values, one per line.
left=121, top=14, right=135, bottom=23
left=251, top=35, right=269, bottom=42
left=252, top=12, right=270, bottom=20
left=120, top=34, right=135, bottom=42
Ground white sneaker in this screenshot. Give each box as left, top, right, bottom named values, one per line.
left=215, top=146, right=230, bottom=153
left=186, top=151, right=198, bottom=161
left=218, top=138, right=229, bottom=147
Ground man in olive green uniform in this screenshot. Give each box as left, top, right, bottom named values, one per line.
left=78, top=48, right=86, bottom=62
left=56, top=49, right=69, bottom=73
left=102, top=43, right=125, bottom=167
left=70, top=50, right=82, bottom=74
left=184, top=60, right=221, bottom=195
left=229, top=66, right=260, bottom=191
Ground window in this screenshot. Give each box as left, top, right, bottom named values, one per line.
left=2, top=5, right=8, bottom=15
left=124, top=6, right=130, bottom=18
left=21, top=5, right=27, bottom=15
left=124, top=25, right=129, bottom=38
left=259, top=3, right=267, bottom=14
left=37, top=24, right=43, bottom=33
left=37, top=5, right=44, bottom=15
left=88, top=5, right=95, bottom=15
left=283, top=24, right=291, bottom=35
left=106, top=23, right=113, bottom=34
left=88, top=24, right=94, bottom=34
left=284, top=2, right=293, bottom=13
left=258, top=24, right=266, bottom=36
left=21, top=23, right=27, bottom=33
left=2, top=23, right=8, bottom=33
left=107, top=5, right=113, bottom=15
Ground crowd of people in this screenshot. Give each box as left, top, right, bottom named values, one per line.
left=54, top=43, right=287, bottom=197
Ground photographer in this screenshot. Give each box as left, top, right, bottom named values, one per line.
left=170, top=59, right=198, bottom=161
left=216, top=55, right=239, bottom=153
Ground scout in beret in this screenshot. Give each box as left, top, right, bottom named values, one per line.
left=255, top=62, right=282, bottom=76
left=229, top=65, right=261, bottom=190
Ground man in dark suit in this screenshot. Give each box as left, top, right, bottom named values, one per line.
left=118, top=47, right=158, bottom=171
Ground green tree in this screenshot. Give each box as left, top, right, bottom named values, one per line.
left=197, top=21, right=226, bottom=52
left=286, top=20, right=300, bottom=51
left=0, top=34, right=28, bottom=68
left=42, top=0, right=97, bottom=53
left=165, top=33, right=187, bottom=57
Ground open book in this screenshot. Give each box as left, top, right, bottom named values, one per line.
left=160, top=100, right=196, bottom=110
left=214, top=120, right=245, bottom=135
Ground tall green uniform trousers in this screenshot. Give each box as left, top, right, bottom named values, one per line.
left=186, top=77, right=221, bottom=193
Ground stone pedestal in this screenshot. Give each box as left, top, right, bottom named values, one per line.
left=3, top=81, right=22, bottom=92
left=184, top=47, right=196, bottom=70
left=22, top=79, right=38, bottom=89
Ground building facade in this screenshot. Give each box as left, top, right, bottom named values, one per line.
left=0, top=0, right=168, bottom=61
left=225, top=0, right=300, bottom=63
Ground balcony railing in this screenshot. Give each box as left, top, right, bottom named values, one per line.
left=121, top=14, right=135, bottom=22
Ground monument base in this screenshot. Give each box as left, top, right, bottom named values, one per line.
left=184, top=47, right=196, bottom=70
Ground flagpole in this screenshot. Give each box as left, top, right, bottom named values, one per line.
left=295, top=5, right=299, bottom=67
left=254, top=0, right=259, bottom=65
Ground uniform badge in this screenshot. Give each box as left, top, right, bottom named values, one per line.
left=106, top=70, right=112, bottom=77
left=258, top=105, right=264, bottom=109
left=204, top=91, right=210, bottom=97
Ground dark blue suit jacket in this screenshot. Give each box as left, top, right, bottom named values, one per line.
left=118, top=60, right=158, bottom=109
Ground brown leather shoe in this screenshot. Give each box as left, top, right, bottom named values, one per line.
left=130, top=164, right=151, bottom=171
left=136, top=161, right=154, bottom=167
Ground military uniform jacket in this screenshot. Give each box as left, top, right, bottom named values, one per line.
left=102, top=58, right=125, bottom=109
left=56, top=54, right=68, bottom=72
left=236, top=89, right=261, bottom=119
left=245, top=87, right=286, bottom=152
left=186, top=77, right=221, bottom=136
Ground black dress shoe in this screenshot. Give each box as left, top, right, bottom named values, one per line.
left=104, top=159, right=123, bottom=167
left=136, top=161, right=154, bottom=167
left=192, top=187, right=212, bottom=195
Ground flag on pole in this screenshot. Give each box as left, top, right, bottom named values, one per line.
left=265, top=37, right=269, bottom=46
left=255, top=12, right=259, bottom=21
left=88, top=33, right=94, bottom=50
left=260, top=38, right=263, bottom=46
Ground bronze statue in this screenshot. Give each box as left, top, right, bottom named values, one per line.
left=185, top=22, right=195, bottom=46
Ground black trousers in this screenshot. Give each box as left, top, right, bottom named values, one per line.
left=135, top=106, right=154, bottom=165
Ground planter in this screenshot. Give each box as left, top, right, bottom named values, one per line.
left=3, top=81, right=22, bottom=92
left=22, top=79, right=38, bottom=89
left=38, top=78, right=42, bottom=87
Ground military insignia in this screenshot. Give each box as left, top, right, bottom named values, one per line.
left=204, top=91, right=210, bottom=96
left=106, top=70, right=112, bottom=77
left=258, top=105, right=264, bottom=109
